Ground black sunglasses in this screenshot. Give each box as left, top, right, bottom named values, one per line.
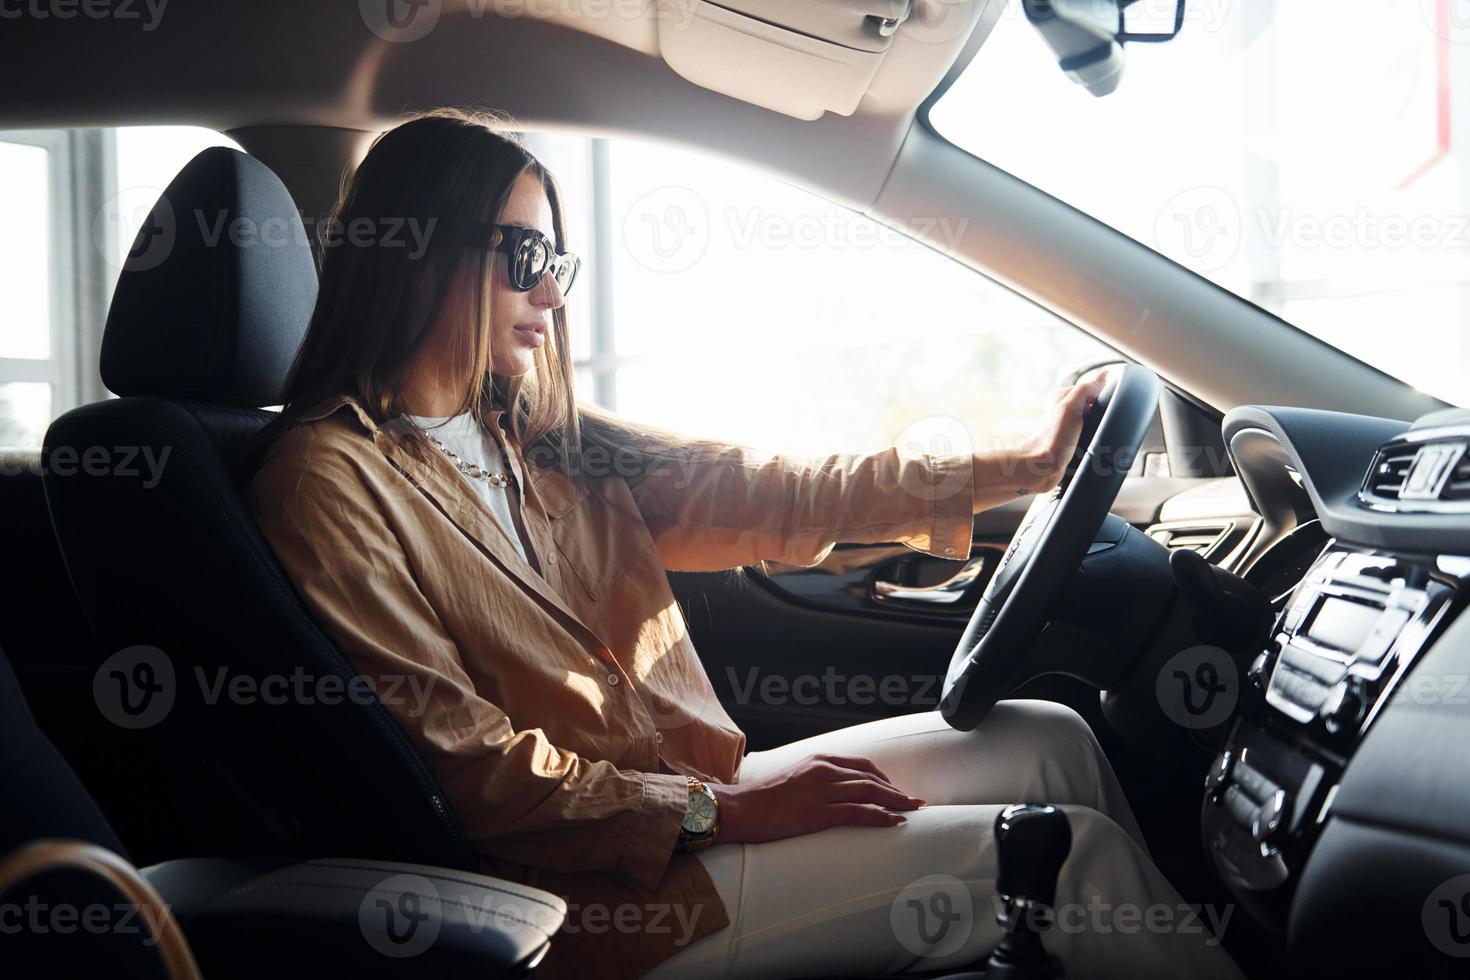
left=463, top=222, right=581, bottom=296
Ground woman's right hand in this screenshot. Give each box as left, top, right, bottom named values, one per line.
left=706, top=752, right=925, bottom=845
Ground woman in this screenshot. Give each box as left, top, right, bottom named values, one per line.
left=242, top=108, right=1244, bottom=980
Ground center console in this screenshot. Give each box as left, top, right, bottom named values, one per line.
left=1201, top=544, right=1461, bottom=919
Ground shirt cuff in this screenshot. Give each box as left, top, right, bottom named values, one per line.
left=615, top=771, right=690, bottom=899
left=904, top=451, right=975, bottom=561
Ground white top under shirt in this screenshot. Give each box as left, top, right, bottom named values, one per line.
left=407, top=410, right=531, bottom=565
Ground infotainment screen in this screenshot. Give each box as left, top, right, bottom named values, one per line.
left=1305, top=596, right=1382, bottom=652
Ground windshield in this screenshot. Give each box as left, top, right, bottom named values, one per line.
left=929, top=0, right=1469, bottom=406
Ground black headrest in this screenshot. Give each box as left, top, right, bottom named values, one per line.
left=100, top=147, right=317, bottom=407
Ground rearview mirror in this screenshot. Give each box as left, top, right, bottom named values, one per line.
left=1118, top=0, right=1185, bottom=42
left=1023, top=0, right=1185, bottom=97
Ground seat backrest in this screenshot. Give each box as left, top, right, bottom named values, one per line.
left=42, top=148, right=475, bottom=870
left=0, top=646, right=126, bottom=861
left=0, top=646, right=194, bottom=979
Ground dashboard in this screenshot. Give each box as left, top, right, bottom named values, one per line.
left=1201, top=404, right=1470, bottom=976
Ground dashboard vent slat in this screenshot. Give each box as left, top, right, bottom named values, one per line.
left=1365, top=449, right=1415, bottom=497
left=1359, top=438, right=1470, bottom=512
left=1442, top=457, right=1470, bottom=502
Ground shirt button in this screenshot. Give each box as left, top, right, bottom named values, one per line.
left=944, top=547, right=956, bottom=555
left=607, top=673, right=619, bottom=686
left=547, top=551, right=558, bottom=565
left=655, top=731, right=664, bottom=744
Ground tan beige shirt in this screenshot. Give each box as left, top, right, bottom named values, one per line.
left=243, top=393, right=976, bottom=979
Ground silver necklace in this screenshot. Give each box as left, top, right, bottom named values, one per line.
left=409, top=415, right=514, bottom=489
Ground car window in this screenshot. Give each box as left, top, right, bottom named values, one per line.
left=526, top=132, right=1114, bottom=459
left=928, top=0, right=1469, bottom=406
left=0, top=126, right=240, bottom=449
left=0, top=125, right=1114, bottom=461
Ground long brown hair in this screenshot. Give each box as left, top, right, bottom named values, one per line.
left=243, top=107, right=732, bottom=496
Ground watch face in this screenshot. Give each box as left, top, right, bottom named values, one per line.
left=683, top=790, right=717, bottom=834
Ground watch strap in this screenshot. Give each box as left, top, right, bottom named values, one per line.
left=676, top=775, right=719, bottom=852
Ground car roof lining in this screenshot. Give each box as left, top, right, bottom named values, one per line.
left=0, top=0, right=990, bottom=211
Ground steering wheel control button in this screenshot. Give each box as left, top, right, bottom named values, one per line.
left=1223, top=785, right=1257, bottom=830
left=1232, top=760, right=1280, bottom=804
left=1251, top=789, right=1288, bottom=847
left=1320, top=679, right=1365, bottom=735
left=1356, top=608, right=1409, bottom=663
left=1205, top=750, right=1234, bottom=803
left=1247, top=648, right=1276, bottom=692
left=1283, top=591, right=1314, bottom=631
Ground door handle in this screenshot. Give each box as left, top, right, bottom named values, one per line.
left=871, top=556, right=987, bottom=606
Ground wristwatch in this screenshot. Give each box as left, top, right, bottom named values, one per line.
left=676, top=775, right=719, bottom=852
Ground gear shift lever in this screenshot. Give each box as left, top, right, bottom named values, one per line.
left=985, top=803, right=1072, bottom=979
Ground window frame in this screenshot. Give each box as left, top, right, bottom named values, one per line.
left=0, top=127, right=115, bottom=446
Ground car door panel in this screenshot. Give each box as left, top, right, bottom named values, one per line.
left=672, top=474, right=1246, bottom=749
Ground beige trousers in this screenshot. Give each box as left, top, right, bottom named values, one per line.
left=641, top=701, right=1247, bottom=980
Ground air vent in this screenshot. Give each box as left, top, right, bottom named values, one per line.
left=1359, top=437, right=1470, bottom=512
left=1363, top=446, right=1417, bottom=499
left=1442, top=454, right=1470, bottom=502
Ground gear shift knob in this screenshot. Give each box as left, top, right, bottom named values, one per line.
left=987, top=803, right=1072, bottom=980
left=996, top=803, right=1073, bottom=908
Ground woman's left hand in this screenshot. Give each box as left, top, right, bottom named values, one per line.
left=969, top=371, right=1108, bottom=510
left=1014, top=370, right=1108, bottom=494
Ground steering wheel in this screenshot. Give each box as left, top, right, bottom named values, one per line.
left=940, top=364, right=1162, bottom=731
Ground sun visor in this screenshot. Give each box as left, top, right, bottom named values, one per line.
left=658, top=0, right=914, bottom=120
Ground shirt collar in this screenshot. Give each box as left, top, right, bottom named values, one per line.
left=296, top=392, right=510, bottom=437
